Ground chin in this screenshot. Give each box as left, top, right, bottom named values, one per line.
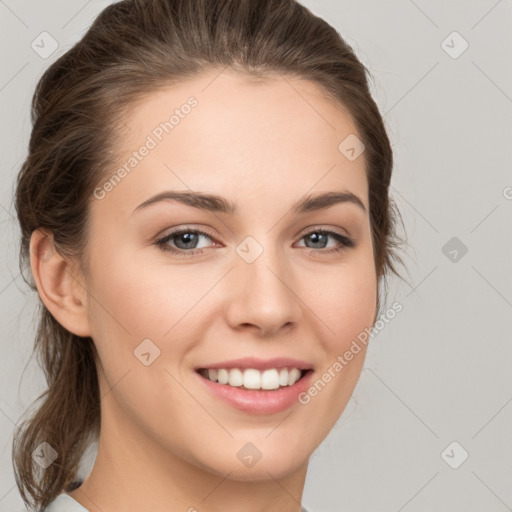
left=190, top=437, right=311, bottom=482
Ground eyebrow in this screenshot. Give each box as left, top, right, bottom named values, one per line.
left=132, top=190, right=367, bottom=216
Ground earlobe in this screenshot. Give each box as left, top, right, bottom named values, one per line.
left=29, top=229, right=92, bottom=338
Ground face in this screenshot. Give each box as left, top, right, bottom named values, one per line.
left=81, top=69, right=376, bottom=482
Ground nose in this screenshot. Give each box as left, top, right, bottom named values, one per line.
left=225, top=241, right=303, bottom=337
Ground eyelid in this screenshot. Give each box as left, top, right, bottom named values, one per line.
left=155, top=224, right=217, bottom=241
left=155, top=225, right=218, bottom=245
left=296, top=224, right=351, bottom=239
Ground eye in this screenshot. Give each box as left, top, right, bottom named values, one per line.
left=295, top=229, right=355, bottom=255
left=155, top=227, right=356, bottom=257
left=155, top=228, right=216, bottom=256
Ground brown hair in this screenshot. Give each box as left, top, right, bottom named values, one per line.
left=13, top=0, right=407, bottom=509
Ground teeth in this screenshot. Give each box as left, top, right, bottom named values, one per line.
left=202, top=367, right=305, bottom=389
left=288, top=368, right=301, bottom=386
left=243, top=368, right=261, bottom=389
left=217, top=369, right=229, bottom=385
left=261, top=369, right=280, bottom=390
left=229, top=368, right=244, bottom=387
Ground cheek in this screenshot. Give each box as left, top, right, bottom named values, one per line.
left=86, top=248, right=184, bottom=337
left=307, top=258, right=377, bottom=352
left=83, top=245, right=221, bottom=394
left=82, top=249, right=174, bottom=381
left=284, top=260, right=376, bottom=454
left=84, top=252, right=191, bottom=419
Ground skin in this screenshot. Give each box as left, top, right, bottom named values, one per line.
left=31, top=69, right=377, bottom=512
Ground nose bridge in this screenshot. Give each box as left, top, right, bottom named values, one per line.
left=226, top=234, right=302, bottom=334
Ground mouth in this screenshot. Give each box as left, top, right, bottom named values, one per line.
left=195, top=366, right=314, bottom=415
left=196, top=367, right=312, bottom=391
left=193, top=358, right=315, bottom=414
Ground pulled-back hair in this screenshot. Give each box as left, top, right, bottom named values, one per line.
left=13, top=0, right=406, bottom=509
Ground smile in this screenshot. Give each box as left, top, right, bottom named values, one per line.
left=197, top=367, right=308, bottom=390
left=194, top=358, right=314, bottom=414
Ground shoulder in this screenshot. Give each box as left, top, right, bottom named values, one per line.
left=40, top=493, right=89, bottom=512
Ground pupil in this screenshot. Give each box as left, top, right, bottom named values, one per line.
left=177, top=232, right=197, bottom=249
left=308, top=232, right=326, bottom=248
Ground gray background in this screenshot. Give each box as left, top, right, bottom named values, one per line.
left=1, top=1, right=511, bottom=511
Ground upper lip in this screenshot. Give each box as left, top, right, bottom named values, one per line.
left=195, top=357, right=314, bottom=371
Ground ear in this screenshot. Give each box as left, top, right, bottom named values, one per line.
left=30, top=229, right=92, bottom=338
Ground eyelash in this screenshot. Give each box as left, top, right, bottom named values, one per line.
left=155, top=227, right=356, bottom=257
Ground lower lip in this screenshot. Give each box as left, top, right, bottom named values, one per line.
left=195, top=370, right=314, bottom=415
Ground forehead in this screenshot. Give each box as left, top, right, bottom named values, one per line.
left=99, top=69, right=369, bottom=217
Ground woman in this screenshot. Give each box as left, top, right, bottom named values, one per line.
left=12, top=0, right=406, bottom=510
